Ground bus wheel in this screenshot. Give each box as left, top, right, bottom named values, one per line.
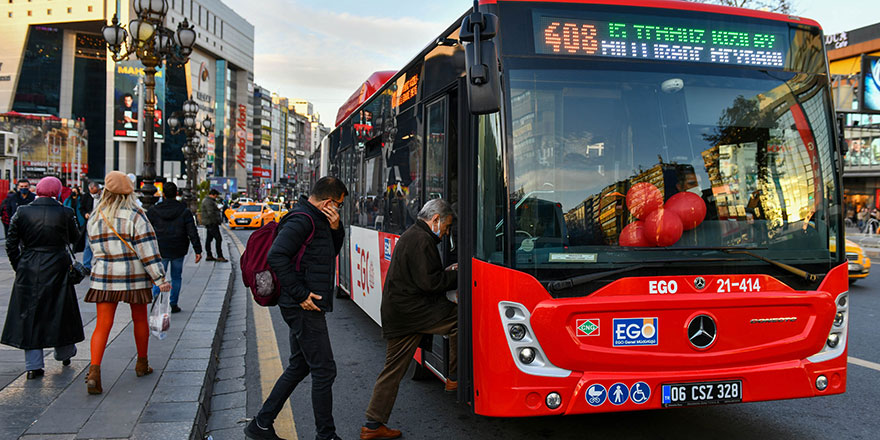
left=410, top=358, right=433, bottom=381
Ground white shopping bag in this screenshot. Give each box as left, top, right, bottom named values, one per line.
left=149, top=291, right=171, bottom=340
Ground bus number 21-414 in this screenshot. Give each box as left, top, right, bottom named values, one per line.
left=716, top=278, right=761, bottom=293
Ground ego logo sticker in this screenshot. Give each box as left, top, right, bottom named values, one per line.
left=613, top=318, right=658, bottom=346
left=576, top=319, right=600, bottom=337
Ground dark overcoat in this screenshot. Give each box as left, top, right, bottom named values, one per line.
left=1, top=197, right=85, bottom=349
left=380, top=220, right=457, bottom=339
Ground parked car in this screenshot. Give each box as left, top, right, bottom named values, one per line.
left=228, top=203, right=275, bottom=229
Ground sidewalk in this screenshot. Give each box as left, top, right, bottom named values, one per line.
left=0, top=229, right=234, bottom=440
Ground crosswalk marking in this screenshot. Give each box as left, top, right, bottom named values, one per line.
left=849, top=356, right=880, bottom=372
left=228, top=229, right=297, bottom=439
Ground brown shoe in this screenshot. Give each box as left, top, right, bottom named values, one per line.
left=215, top=257, right=229, bottom=263
left=85, top=365, right=102, bottom=394
left=135, top=357, right=153, bottom=377
left=360, top=424, right=402, bottom=440
left=445, top=379, right=458, bottom=392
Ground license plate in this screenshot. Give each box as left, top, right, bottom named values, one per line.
left=236, top=219, right=250, bottom=224
left=661, top=380, right=742, bottom=407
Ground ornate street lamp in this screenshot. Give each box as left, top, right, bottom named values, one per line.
left=168, top=98, right=212, bottom=211
left=102, top=0, right=196, bottom=209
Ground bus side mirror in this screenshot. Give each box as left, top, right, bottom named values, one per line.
left=460, top=11, right=501, bottom=115
left=837, top=113, right=848, bottom=156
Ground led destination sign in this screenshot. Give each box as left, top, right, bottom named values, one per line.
left=534, top=14, right=788, bottom=68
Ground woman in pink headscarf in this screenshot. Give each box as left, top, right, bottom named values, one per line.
left=1, top=176, right=84, bottom=379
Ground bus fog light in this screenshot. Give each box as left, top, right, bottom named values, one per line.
left=509, top=324, right=527, bottom=341
left=827, top=333, right=840, bottom=348
left=546, top=392, right=562, bottom=409
left=838, top=295, right=847, bottom=307
left=834, top=312, right=845, bottom=327
left=519, top=347, right=536, bottom=364
left=816, top=375, right=828, bottom=391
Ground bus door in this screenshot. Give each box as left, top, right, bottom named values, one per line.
left=337, top=148, right=355, bottom=296
left=417, top=90, right=459, bottom=380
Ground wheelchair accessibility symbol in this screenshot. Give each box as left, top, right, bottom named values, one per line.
left=585, top=384, right=607, bottom=406
left=630, top=381, right=651, bottom=404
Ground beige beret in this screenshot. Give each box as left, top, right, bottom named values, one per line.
left=104, top=171, right=134, bottom=195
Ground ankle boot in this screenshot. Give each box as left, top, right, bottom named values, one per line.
left=85, top=365, right=102, bottom=394
left=135, top=357, right=153, bottom=377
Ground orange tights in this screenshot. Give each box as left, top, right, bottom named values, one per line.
left=90, top=302, right=149, bottom=366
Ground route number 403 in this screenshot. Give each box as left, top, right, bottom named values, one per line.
left=716, top=278, right=761, bottom=293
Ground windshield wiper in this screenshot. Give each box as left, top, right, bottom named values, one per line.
left=721, top=249, right=819, bottom=282
left=545, top=258, right=738, bottom=293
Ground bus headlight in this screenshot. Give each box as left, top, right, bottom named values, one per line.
left=519, top=347, right=536, bottom=364
left=834, top=312, right=845, bottom=327
left=498, top=301, right=570, bottom=378
left=509, top=324, right=527, bottom=341
left=827, top=333, right=840, bottom=348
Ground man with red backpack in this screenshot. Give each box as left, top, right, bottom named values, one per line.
left=245, top=177, right=348, bottom=440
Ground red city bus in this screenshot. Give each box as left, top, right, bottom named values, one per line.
left=323, top=0, right=848, bottom=417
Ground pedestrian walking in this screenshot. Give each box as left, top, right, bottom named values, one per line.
left=245, top=177, right=348, bottom=440
left=146, top=182, right=203, bottom=313
left=7, top=179, right=36, bottom=220
left=63, top=186, right=86, bottom=228
left=83, top=171, right=170, bottom=394
left=1, top=177, right=84, bottom=380
left=81, top=181, right=100, bottom=271
left=360, top=198, right=458, bottom=440
left=199, top=189, right=228, bottom=262
left=0, top=190, right=16, bottom=237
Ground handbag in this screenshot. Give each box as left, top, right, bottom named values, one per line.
left=67, top=245, right=88, bottom=285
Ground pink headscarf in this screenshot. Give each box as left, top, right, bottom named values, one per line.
left=36, top=176, right=63, bottom=199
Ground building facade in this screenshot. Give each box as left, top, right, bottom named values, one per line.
left=0, top=0, right=254, bottom=191
left=827, top=23, right=880, bottom=218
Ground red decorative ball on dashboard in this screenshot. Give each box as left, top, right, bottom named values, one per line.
left=665, top=192, right=707, bottom=231
left=643, top=208, right=683, bottom=247
left=626, top=182, right=663, bottom=219
left=619, top=220, right=651, bottom=247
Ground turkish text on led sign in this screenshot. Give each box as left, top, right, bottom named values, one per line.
left=534, top=15, right=786, bottom=68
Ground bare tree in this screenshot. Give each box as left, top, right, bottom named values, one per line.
left=689, top=0, right=794, bottom=14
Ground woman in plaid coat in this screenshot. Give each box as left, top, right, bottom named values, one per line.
left=84, top=171, right=171, bottom=394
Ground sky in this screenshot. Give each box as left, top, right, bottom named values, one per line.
left=221, top=0, right=880, bottom=127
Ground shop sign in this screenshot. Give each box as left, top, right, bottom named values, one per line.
left=826, top=32, right=848, bottom=49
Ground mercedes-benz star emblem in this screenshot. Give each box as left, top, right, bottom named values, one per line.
left=687, top=315, right=716, bottom=349
left=694, top=277, right=706, bottom=290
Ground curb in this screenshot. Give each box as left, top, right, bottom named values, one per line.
left=189, top=237, right=236, bottom=440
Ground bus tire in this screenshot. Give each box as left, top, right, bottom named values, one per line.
left=410, top=358, right=433, bottom=381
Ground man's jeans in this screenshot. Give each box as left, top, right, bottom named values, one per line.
left=25, top=345, right=76, bottom=371
left=256, top=307, right=337, bottom=440
left=82, top=234, right=93, bottom=270
left=151, top=257, right=184, bottom=306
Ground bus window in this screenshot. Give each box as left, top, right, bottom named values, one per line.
left=426, top=97, right=447, bottom=201
left=385, top=107, right=420, bottom=235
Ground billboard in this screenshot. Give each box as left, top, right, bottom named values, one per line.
left=861, top=56, right=880, bottom=114
left=189, top=50, right=216, bottom=175
left=209, top=177, right=238, bottom=195
left=0, top=113, right=88, bottom=179
left=113, top=60, right=165, bottom=140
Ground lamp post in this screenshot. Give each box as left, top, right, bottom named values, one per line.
left=102, top=0, right=196, bottom=209
left=168, top=98, right=212, bottom=212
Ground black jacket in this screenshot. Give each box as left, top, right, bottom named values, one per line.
left=8, top=191, right=35, bottom=218
left=268, top=196, right=344, bottom=312
left=1, top=197, right=84, bottom=350
left=381, top=220, right=457, bottom=339
left=147, top=199, right=203, bottom=259
left=80, top=191, right=95, bottom=220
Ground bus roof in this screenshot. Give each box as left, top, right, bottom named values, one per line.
left=478, top=0, right=821, bottom=29
left=335, top=70, right=397, bottom=127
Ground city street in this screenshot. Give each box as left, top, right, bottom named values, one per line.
left=225, top=228, right=880, bottom=440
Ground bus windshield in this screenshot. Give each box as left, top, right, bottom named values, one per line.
left=504, top=64, right=841, bottom=278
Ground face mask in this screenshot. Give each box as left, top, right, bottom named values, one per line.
left=19, top=188, right=28, bottom=195
left=432, top=221, right=442, bottom=237
left=687, top=186, right=702, bottom=196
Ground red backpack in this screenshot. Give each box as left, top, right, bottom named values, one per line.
left=241, top=211, right=314, bottom=306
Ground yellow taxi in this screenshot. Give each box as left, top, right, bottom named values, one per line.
left=832, top=238, right=871, bottom=282
left=266, top=202, right=288, bottom=223
left=228, top=203, right=276, bottom=229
